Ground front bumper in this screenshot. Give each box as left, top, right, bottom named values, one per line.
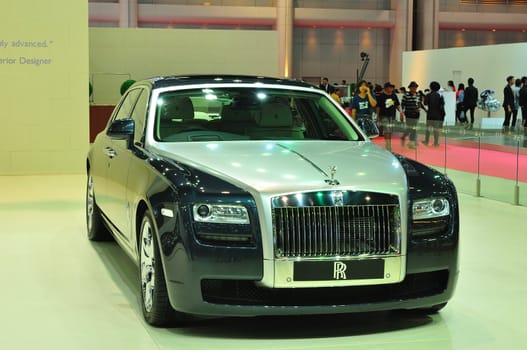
left=162, top=239, right=458, bottom=317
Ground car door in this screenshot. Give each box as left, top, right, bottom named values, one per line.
left=123, top=88, right=151, bottom=246
left=103, top=88, right=144, bottom=241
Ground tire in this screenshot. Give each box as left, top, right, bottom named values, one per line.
left=86, top=174, right=113, bottom=241
left=139, top=210, right=187, bottom=327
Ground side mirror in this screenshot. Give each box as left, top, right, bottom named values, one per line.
left=107, top=118, right=135, bottom=141
left=357, top=117, right=379, bottom=139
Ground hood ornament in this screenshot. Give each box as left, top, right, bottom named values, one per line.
left=325, top=165, right=340, bottom=186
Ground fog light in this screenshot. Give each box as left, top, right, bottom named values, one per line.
left=197, top=204, right=210, bottom=218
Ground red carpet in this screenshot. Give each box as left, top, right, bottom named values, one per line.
left=372, top=137, right=527, bottom=183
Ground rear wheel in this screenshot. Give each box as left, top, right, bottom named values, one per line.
left=139, top=210, right=187, bottom=326
left=86, top=174, right=112, bottom=241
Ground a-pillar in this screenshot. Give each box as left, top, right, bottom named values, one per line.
left=277, top=0, right=293, bottom=78
left=119, top=0, right=138, bottom=28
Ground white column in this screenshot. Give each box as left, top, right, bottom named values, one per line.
left=277, top=0, right=293, bottom=78
left=119, top=0, right=138, bottom=28
left=389, top=0, right=413, bottom=86
left=129, top=0, right=138, bottom=28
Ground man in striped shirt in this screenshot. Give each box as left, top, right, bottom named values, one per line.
left=401, top=81, right=425, bottom=149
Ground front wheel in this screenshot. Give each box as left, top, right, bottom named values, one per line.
left=86, top=174, right=112, bottom=241
left=139, top=210, right=187, bottom=326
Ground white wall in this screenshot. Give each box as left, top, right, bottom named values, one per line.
left=89, top=28, right=279, bottom=105
left=402, top=42, right=527, bottom=125
left=0, top=1, right=89, bottom=175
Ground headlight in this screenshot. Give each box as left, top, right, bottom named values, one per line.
left=412, top=198, right=450, bottom=220
left=193, top=204, right=250, bottom=224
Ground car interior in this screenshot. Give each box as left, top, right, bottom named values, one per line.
left=155, top=88, right=361, bottom=142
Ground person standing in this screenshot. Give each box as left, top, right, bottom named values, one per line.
left=446, top=80, right=456, bottom=92
left=330, top=89, right=343, bottom=105
left=401, top=81, right=424, bottom=149
left=463, top=78, right=478, bottom=130
left=519, top=76, right=527, bottom=133
left=372, top=84, right=383, bottom=132
left=455, top=83, right=465, bottom=125
left=376, top=82, right=403, bottom=151
left=502, top=75, right=515, bottom=134
left=422, top=81, right=444, bottom=147
left=511, top=78, right=521, bottom=133
left=350, top=80, right=378, bottom=135
left=319, top=77, right=334, bottom=94
left=350, top=80, right=377, bottom=120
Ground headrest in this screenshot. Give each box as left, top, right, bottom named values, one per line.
left=257, top=102, right=293, bottom=127
left=161, top=96, right=194, bottom=121
left=231, top=95, right=260, bottom=109
left=222, top=105, right=259, bottom=123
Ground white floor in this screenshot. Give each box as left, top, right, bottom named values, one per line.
left=1, top=174, right=526, bottom=350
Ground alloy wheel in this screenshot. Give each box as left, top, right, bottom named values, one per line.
left=86, top=175, right=95, bottom=232
left=140, top=220, right=156, bottom=313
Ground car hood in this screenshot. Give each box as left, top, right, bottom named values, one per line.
left=153, top=141, right=407, bottom=196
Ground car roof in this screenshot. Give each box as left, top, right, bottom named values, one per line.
left=145, top=75, right=315, bottom=90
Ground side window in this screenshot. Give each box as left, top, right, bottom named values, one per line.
left=318, top=97, right=360, bottom=141
left=114, top=89, right=141, bottom=121
left=131, top=89, right=149, bottom=145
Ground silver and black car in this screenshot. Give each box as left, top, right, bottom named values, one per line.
left=86, top=75, right=459, bottom=326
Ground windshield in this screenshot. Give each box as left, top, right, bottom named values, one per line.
left=153, top=87, right=362, bottom=142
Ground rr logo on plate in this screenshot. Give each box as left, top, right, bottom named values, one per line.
left=333, top=261, right=347, bottom=280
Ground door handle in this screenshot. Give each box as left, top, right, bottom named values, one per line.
left=104, top=147, right=117, bottom=158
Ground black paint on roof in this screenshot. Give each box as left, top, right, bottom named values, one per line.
left=146, top=75, right=315, bottom=89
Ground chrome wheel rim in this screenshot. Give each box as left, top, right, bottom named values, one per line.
left=140, top=220, right=155, bottom=313
left=86, top=175, right=95, bottom=232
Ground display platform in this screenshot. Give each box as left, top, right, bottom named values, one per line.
left=1, top=174, right=526, bottom=349
left=373, top=134, right=527, bottom=182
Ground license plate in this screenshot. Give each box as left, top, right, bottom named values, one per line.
left=293, top=259, right=385, bottom=281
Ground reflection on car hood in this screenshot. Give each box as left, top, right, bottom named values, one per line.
left=154, top=141, right=407, bottom=195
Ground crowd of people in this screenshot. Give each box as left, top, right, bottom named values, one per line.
left=318, top=75, right=527, bottom=151
left=502, top=75, right=527, bottom=134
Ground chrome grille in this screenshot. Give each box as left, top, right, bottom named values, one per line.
left=273, top=204, right=400, bottom=258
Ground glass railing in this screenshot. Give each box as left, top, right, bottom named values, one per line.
left=373, top=121, right=527, bottom=206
